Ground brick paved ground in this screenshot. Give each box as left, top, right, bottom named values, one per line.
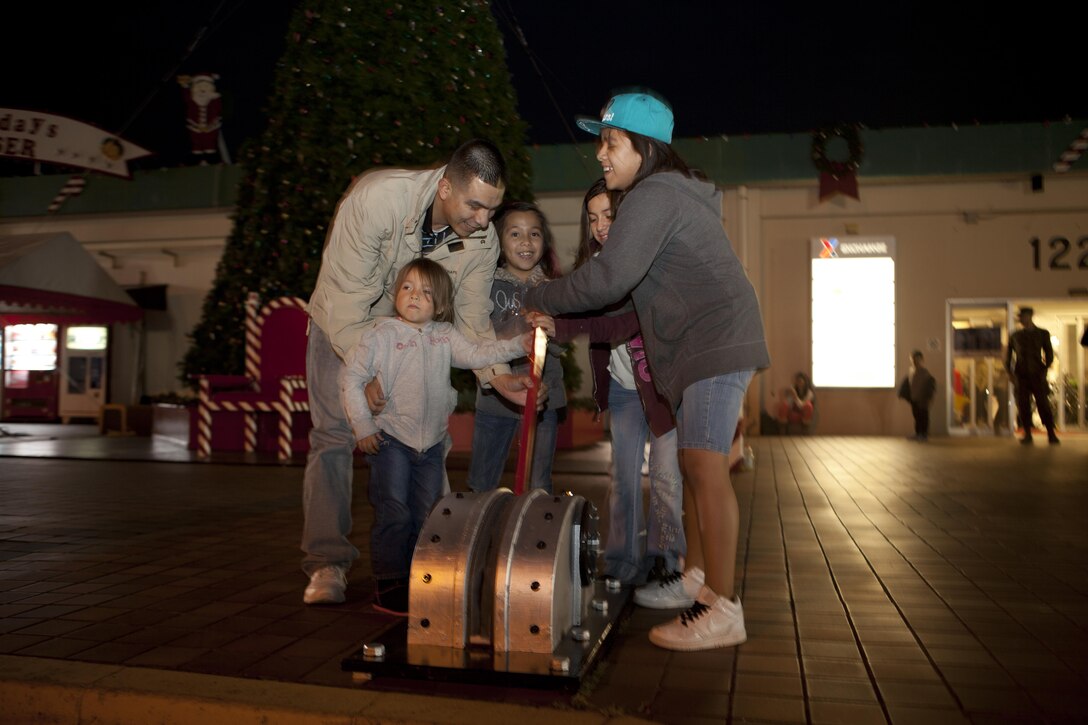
left=1, top=428, right=1085, bottom=724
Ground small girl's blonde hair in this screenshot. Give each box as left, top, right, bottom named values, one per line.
left=394, top=258, right=454, bottom=323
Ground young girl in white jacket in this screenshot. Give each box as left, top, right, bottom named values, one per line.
left=340, top=258, right=529, bottom=615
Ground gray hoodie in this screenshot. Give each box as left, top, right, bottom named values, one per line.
left=340, top=317, right=524, bottom=452
left=523, top=172, right=769, bottom=409
left=475, top=265, right=567, bottom=419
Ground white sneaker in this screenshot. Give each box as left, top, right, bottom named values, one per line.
left=648, top=585, right=747, bottom=651
left=684, top=567, right=705, bottom=598
left=303, top=565, right=347, bottom=605
left=634, top=566, right=705, bottom=609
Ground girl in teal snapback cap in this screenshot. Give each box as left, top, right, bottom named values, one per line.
left=523, top=89, right=770, bottom=651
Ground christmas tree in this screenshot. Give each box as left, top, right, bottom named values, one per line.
left=181, top=0, right=531, bottom=385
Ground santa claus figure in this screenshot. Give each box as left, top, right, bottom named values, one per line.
left=178, top=73, right=224, bottom=162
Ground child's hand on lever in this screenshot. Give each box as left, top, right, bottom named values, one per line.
left=524, top=311, right=555, bottom=337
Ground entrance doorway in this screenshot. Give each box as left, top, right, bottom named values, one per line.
left=59, top=326, right=108, bottom=423
left=949, top=299, right=1088, bottom=437
left=948, top=301, right=1011, bottom=436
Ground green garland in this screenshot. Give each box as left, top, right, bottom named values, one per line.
left=811, top=124, right=864, bottom=178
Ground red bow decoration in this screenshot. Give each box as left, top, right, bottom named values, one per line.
left=812, top=125, right=864, bottom=202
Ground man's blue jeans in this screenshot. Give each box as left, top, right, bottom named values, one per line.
left=367, top=435, right=444, bottom=581
left=467, top=408, right=557, bottom=494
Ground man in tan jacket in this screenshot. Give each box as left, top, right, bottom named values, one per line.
left=302, top=139, right=534, bottom=605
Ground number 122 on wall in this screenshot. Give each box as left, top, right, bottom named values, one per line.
left=1030, top=236, right=1088, bottom=270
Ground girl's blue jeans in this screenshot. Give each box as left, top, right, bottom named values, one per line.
left=367, top=435, right=444, bottom=581
left=466, top=408, right=557, bottom=494
left=604, top=383, right=685, bottom=584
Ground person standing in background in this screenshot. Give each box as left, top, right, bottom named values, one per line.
left=1005, top=307, right=1058, bottom=445
left=898, top=351, right=935, bottom=441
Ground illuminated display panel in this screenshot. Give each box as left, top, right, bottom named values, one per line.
left=66, top=326, right=108, bottom=350
left=811, top=237, right=896, bottom=388
left=3, top=323, right=58, bottom=371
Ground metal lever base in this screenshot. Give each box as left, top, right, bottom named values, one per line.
left=342, top=579, right=629, bottom=689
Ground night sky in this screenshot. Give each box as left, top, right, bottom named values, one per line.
left=2, top=1, right=1081, bottom=172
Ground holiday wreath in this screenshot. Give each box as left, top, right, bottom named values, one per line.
left=811, top=124, right=864, bottom=178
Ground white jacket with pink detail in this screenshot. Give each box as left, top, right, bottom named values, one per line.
left=339, top=317, right=524, bottom=452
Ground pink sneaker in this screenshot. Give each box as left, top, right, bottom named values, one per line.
left=648, top=585, right=746, bottom=651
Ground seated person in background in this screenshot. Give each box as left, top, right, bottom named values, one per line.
left=776, top=372, right=815, bottom=433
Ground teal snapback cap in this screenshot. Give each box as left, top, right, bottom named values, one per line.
left=576, top=92, right=674, bottom=144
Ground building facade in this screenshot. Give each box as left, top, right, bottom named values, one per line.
left=2, top=123, right=1086, bottom=435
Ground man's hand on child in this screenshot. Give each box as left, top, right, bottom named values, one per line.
left=358, top=431, right=383, bottom=455
left=364, top=375, right=386, bottom=415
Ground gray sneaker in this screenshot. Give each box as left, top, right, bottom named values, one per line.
left=634, top=566, right=705, bottom=609
left=649, top=585, right=747, bottom=651
left=303, top=565, right=347, bottom=605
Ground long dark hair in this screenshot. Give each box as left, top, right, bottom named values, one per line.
left=610, top=131, right=707, bottom=210
left=574, top=178, right=619, bottom=270
left=493, top=201, right=560, bottom=278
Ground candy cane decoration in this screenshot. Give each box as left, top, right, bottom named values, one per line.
left=47, top=174, right=86, bottom=214
left=197, top=294, right=309, bottom=460
left=197, top=378, right=215, bottom=458
left=278, top=376, right=309, bottom=461
left=244, top=414, right=259, bottom=453
left=244, top=293, right=262, bottom=381
left=1053, top=127, right=1088, bottom=173
left=246, top=295, right=308, bottom=385
left=258, top=297, right=309, bottom=461
left=196, top=383, right=279, bottom=458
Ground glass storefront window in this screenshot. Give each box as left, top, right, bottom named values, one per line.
left=67, top=357, right=87, bottom=394
left=948, top=303, right=1009, bottom=436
